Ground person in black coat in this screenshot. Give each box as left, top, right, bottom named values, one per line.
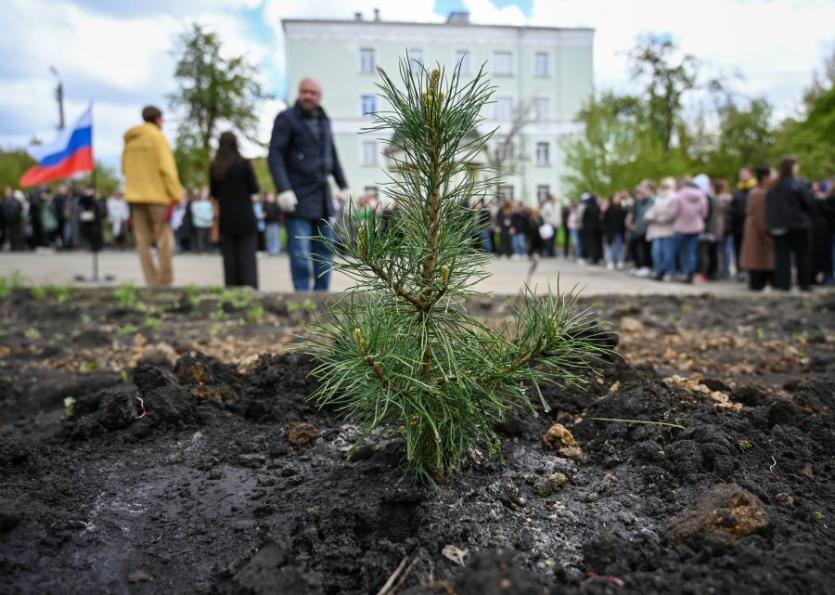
left=495, top=201, right=515, bottom=258
left=210, top=131, right=260, bottom=289
left=580, top=193, right=602, bottom=264
left=810, top=182, right=834, bottom=284
left=602, top=194, right=627, bottom=269
left=268, top=78, right=350, bottom=291
left=766, top=157, right=814, bottom=291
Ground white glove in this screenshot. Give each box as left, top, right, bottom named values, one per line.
left=277, top=190, right=298, bottom=213
left=334, top=188, right=352, bottom=204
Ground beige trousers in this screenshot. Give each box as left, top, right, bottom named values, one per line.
left=131, top=203, right=174, bottom=287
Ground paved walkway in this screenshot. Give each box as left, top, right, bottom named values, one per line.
left=0, top=250, right=757, bottom=296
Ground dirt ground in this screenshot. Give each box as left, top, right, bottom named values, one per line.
left=1, top=286, right=833, bottom=594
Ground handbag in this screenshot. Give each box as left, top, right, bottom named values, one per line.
left=538, top=223, right=554, bottom=240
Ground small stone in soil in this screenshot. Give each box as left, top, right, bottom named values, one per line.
left=666, top=483, right=770, bottom=541
left=533, top=471, right=569, bottom=498
left=286, top=422, right=316, bottom=446
left=128, top=569, right=153, bottom=583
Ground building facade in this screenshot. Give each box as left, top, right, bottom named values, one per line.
left=282, top=11, right=594, bottom=204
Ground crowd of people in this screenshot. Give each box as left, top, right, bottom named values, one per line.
left=3, top=82, right=833, bottom=295
left=478, top=160, right=835, bottom=291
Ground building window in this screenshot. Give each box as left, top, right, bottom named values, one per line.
left=362, top=141, right=377, bottom=166
left=456, top=49, right=471, bottom=75
left=534, top=97, right=549, bottom=121
left=537, top=185, right=550, bottom=202
left=409, top=49, right=424, bottom=68
left=361, top=94, right=376, bottom=116
left=494, top=137, right=514, bottom=162
left=498, top=184, right=514, bottom=201
left=534, top=52, right=549, bottom=77
left=536, top=142, right=550, bottom=166
left=492, top=50, right=513, bottom=76
left=360, top=48, right=375, bottom=73
left=494, top=97, right=512, bottom=121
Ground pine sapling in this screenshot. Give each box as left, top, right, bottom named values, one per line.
left=309, top=58, right=614, bottom=482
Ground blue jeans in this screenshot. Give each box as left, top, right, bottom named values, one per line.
left=570, top=229, right=581, bottom=258
left=652, top=237, right=675, bottom=275
left=285, top=217, right=334, bottom=291
left=512, top=233, right=527, bottom=256
left=673, top=232, right=699, bottom=276
left=265, top=223, right=281, bottom=256
left=479, top=228, right=493, bottom=253
left=605, top=233, right=624, bottom=266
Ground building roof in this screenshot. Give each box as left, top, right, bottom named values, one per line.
left=281, top=18, right=593, bottom=34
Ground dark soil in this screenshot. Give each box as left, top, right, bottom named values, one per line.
left=1, top=288, right=834, bottom=594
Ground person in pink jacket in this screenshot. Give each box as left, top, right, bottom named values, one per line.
left=669, top=177, right=708, bottom=282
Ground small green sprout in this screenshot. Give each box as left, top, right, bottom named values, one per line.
left=64, top=396, right=76, bottom=419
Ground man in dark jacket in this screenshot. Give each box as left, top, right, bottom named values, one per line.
left=268, top=78, right=350, bottom=291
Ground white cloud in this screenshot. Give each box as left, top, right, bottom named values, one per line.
left=1, top=0, right=833, bottom=176
left=462, top=0, right=526, bottom=25
left=530, top=0, right=835, bottom=115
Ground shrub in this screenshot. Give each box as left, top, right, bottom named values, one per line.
left=308, top=58, right=612, bottom=482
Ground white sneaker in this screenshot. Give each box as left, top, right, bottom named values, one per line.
left=635, top=267, right=651, bottom=278
left=606, top=263, right=615, bottom=271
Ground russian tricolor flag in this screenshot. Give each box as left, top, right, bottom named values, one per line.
left=20, top=106, right=94, bottom=187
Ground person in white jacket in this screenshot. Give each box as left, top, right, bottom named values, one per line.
left=645, top=177, right=677, bottom=281
left=539, top=194, right=563, bottom=257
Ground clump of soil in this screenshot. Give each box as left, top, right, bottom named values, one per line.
left=1, top=290, right=834, bottom=594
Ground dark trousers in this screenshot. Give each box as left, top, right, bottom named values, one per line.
left=630, top=234, right=652, bottom=269
left=748, top=270, right=773, bottom=291
left=221, top=233, right=258, bottom=289
left=581, top=230, right=602, bottom=263
left=773, top=230, right=811, bottom=291
left=561, top=225, right=570, bottom=257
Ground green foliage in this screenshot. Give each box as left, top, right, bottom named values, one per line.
left=771, top=86, right=835, bottom=180
left=24, top=327, right=41, bottom=340
left=252, top=157, right=275, bottom=194
left=0, top=149, right=35, bottom=189
left=112, top=283, right=145, bottom=311
left=168, top=23, right=266, bottom=187
left=31, top=284, right=74, bottom=304
left=0, top=277, right=11, bottom=301
left=309, top=60, right=612, bottom=482
left=143, top=316, right=162, bottom=331
left=561, top=92, right=690, bottom=197
left=563, top=36, right=835, bottom=194
left=116, top=323, right=139, bottom=337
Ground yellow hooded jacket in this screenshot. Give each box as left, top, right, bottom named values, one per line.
left=121, top=123, right=183, bottom=205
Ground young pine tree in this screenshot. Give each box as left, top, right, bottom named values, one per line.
left=309, top=58, right=613, bottom=482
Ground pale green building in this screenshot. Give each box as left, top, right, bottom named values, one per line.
left=282, top=10, right=594, bottom=204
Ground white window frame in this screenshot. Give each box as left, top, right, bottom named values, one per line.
left=494, top=97, right=513, bottom=121
left=498, top=184, right=515, bottom=201
left=361, top=140, right=378, bottom=166
left=494, top=136, right=514, bottom=162
left=360, top=93, right=376, bottom=117
left=360, top=48, right=376, bottom=74
left=456, top=49, right=471, bottom=75
left=492, top=50, right=513, bottom=76
left=534, top=97, right=549, bottom=122
left=534, top=52, right=549, bottom=77
left=535, top=141, right=550, bottom=166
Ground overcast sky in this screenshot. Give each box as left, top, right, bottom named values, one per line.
left=1, top=0, right=833, bottom=170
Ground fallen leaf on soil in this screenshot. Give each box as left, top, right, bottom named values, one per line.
left=663, top=375, right=742, bottom=411
left=286, top=422, right=317, bottom=446
left=441, top=544, right=468, bottom=566
left=543, top=423, right=579, bottom=450
left=619, top=317, right=644, bottom=333
left=608, top=381, right=620, bottom=393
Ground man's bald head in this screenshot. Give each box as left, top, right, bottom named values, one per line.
left=298, top=78, right=322, bottom=112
